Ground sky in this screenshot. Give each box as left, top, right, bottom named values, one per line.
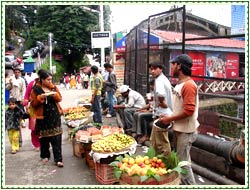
left=110, top=4, right=232, bottom=33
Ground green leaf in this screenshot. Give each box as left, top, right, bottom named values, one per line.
left=165, top=151, right=179, bottom=169
left=114, top=169, right=122, bottom=179
left=140, top=175, right=149, bottom=182
left=109, top=161, right=119, bottom=167
left=173, top=165, right=188, bottom=175
left=115, top=155, right=124, bottom=162
left=146, top=169, right=155, bottom=177
left=153, top=174, right=161, bottom=182
left=145, top=146, right=156, bottom=159
left=124, top=154, right=130, bottom=158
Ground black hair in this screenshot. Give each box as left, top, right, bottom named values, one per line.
left=104, top=63, right=113, bottom=69
left=149, top=62, right=166, bottom=73
left=8, top=97, right=17, bottom=104
left=13, top=67, right=21, bottom=72
left=178, top=63, right=192, bottom=76
left=38, top=69, right=52, bottom=81
left=91, top=65, right=99, bottom=74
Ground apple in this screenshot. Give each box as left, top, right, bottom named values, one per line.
left=160, top=163, right=166, bottom=168
left=156, top=159, right=162, bottom=164
left=152, top=157, right=158, bottom=162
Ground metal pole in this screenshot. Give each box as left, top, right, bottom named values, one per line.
left=182, top=5, right=186, bottom=54
left=100, top=5, right=105, bottom=67
left=146, top=17, right=150, bottom=93
left=49, top=33, right=52, bottom=73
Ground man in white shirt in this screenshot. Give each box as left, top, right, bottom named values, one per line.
left=114, top=85, right=146, bottom=134
left=149, top=62, right=173, bottom=157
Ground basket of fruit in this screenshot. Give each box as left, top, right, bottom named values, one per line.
left=109, top=147, right=189, bottom=185
left=90, top=133, right=137, bottom=164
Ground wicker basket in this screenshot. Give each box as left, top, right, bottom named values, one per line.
left=72, top=138, right=84, bottom=158
left=95, top=163, right=119, bottom=185
left=119, top=171, right=180, bottom=185
left=84, top=150, right=95, bottom=170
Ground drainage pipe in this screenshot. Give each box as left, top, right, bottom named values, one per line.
left=168, top=130, right=245, bottom=166
left=192, top=162, right=240, bottom=185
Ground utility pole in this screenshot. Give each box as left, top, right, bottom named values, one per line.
left=99, top=5, right=105, bottom=67
left=49, top=33, right=53, bottom=74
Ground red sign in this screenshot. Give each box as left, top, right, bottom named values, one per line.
left=225, top=53, right=239, bottom=78
left=188, top=51, right=206, bottom=81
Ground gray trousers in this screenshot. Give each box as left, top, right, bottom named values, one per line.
left=132, top=111, right=153, bottom=135
left=173, top=131, right=198, bottom=185
left=124, top=107, right=137, bottom=129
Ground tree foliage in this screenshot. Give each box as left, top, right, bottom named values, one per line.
left=5, top=5, right=111, bottom=73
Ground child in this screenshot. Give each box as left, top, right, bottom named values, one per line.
left=5, top=97, right=24, bottom=154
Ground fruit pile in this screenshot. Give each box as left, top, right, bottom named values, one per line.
left=117, top=155, right=168, bottom=176
left=63, top=106, right=89, bottom=114
left=91, top=133, right=135, bottom=153
left=64, top=106, right=91, bottom=121
left=110, top=148, right=187, bottom=184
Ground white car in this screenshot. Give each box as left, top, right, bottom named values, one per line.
left=5, top=55, right=24, bottom=70
left=5, top=55, right=18, bottom=68
left=23, top=50, right=33, bottom=59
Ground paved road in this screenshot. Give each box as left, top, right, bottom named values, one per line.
left=4, top=86, right=215, bottom=187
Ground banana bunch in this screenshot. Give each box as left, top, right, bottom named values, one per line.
left=92, top=134, right=135, bottom=153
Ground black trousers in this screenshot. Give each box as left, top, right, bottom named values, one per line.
left=40, top=134, right=62, bottom=163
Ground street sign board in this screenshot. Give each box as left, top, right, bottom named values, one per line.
left=91, top=31, right=111, bottom=48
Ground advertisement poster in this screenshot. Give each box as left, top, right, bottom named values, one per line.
left=225, top=53, right=239, bottom=78
left=188, top=51, right=206, bottom=81
left=206, top=52, right=227, bottom=78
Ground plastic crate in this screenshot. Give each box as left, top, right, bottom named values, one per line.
left=95, top=163, right=119, bottom=185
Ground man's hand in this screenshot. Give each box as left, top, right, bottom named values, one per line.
left=90, top=97, right=94, bottom=104
left=159, top=115, right=172, bottom=125
left=113, top=105, right=125, bottom=109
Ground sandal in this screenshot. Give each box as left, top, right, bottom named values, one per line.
left=42, top=158, right=49, bottom=163
left=56, top=162, right=64, bottom=167
left=138, top=135, right=149, bottom=144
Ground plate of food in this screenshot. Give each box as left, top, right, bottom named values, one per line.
left=44, top=92, right=57, bottom=96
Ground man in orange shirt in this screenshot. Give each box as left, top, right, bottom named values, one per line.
left=159, top=54, right=199, bottom=185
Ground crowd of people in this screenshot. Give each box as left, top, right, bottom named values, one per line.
left=60, top=72, right=90, bottom=90
left=5, top=54, right=199, bottom=184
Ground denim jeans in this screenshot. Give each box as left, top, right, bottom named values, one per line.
left=107, top=90, right=116, bottom=116
left=91, top=95, right=102, bottom=123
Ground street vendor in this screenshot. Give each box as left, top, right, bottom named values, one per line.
left=114, top=85, right=146, bottom=136
left=159, top=54, right=199, bottom=185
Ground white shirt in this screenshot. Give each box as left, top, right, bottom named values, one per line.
left=125, top=89, right=146, bottom=109
left=154, top=72, right=173, bottom=117
left=10, top=76, right=26, bottom=101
